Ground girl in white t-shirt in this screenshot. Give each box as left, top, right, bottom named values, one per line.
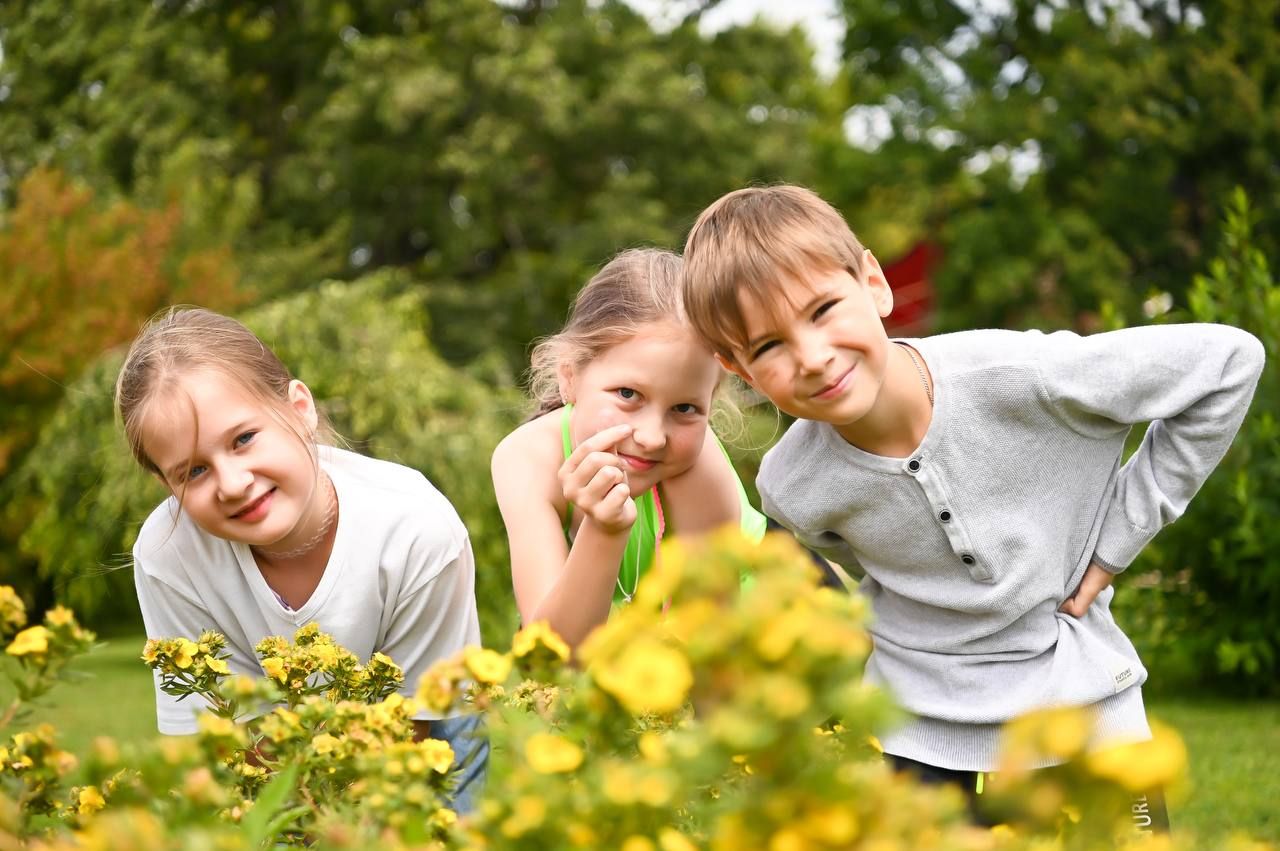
left=117, top=307, right=486, bottom=811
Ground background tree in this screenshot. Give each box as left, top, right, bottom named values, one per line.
left=822, top=0, right=1280, bottom=330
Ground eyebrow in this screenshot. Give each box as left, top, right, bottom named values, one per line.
left=744, top=289, right=834, bottom=351
left=162, top=420, right=256, bottom=481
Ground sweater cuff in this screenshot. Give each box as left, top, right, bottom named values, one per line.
left=1091, top=508, right=1155, bottom=574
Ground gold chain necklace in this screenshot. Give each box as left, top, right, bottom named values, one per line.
left=896, top=342, right=933, bottom=407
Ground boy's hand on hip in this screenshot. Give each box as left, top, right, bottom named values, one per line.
left=1058, top=562, right=1115, bottom=618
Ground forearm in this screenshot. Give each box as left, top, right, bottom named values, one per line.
left=526, top=520, right=630, bottom=649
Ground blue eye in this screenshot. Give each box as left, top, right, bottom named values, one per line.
left=672, top=403, right=700, bottom=415
left=234, top=431, right=257, bottom=448
left=616, top=388, right=638, bottom=400
left=185, top=464, right=207, bottom=482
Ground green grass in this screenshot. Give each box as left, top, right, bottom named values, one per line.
left=1, top=635, right=156, bottom=756
left=1148, top=697, right=1280, bottom=844
left=5, top=637, right=1277, bottom=844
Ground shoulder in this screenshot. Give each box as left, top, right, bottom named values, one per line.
left=325, top=446, right=468, bottom=561
left=492, top=410, right=563, bottom=472
left=912, top=328, right=1046, bottom=376
left=132, top=498, right=234, bottom=591
left=758, top=419, right=834, bottom=508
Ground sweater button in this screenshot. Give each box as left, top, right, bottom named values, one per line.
left=907, top=458, right=921, bottom=473
left=961, top=553, right=975, bottom=565
left=939, top=510, right=951, bottom=523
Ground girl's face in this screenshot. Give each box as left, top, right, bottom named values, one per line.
left=563, top=322, right=722, bottom=495
left=141, top=371, right=326, bottom=550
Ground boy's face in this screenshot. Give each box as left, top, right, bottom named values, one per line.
left=720, top=256, right=895, bottom=432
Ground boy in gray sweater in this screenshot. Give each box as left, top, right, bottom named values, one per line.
left=680, top=183, right=1264, bottom=824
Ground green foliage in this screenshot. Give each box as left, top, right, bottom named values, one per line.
left=0, top=0, right=827, bottom=370
left=823, top=0, right=1280, bottom=331
left=5, top=272, right=522, bottom=646
left=1113, top=189, right=1280, bottom=695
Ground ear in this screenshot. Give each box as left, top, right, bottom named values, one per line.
left=862, top=249, right=894, bottom=318
left=286, top=380, right=320, bottom=434
left=556, top=362, right=576, bottom=405
left=715, top=352, right=758, bottom=389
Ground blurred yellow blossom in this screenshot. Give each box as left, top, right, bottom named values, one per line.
left=511, top=621, right=570, bottom=662
left=1086, top=722, right=1186, bottom=791
left=593, top=636, right=693, bottom=715
left=658, top=828, right=698, bottom=851
left=524, top=733, right=583, bottom=774
left=465, top=647, right=513, bottom=684
left=44, top=605, right=75, bottom=627
left=6, top=625, right=48, bottom=656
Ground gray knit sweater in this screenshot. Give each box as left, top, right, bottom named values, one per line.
left=759, top=324, right=1265, bottom=771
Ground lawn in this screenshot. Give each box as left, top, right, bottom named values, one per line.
left=6, top=636, right=1277, bottom=845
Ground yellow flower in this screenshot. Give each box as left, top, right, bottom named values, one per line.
left=768, top=827, right=811, bottom=851
left=198, top=715, right=239, bottom=738
left=622, top=838, right=656, bottom=851
left=658, top=828, right=698, bottom=851
left=566, top=822, right=598, bottom=847
left=173, top=638, right=199, bottom=669
left=802, top=805, right=859, bottom=844
left=141, top=640, right=160, bottom=664
left=6, top=625, right=49, bottom=656
left=417, top=738, right=455, bottom=774
left=464, top=647, right=513, bottom=684
left=1086, top=722, right=1187, bottom=791
left=593, top=637, right=693, bottom=715
left=45, top=605, right=75, bottom=627
left=206, top=657, right=230, bottom=675
left=524, top=734, right=583, bottom=774
left=638, top=732, right=669, bottom=765
left=0, top=585, right=27, bottom=630
left=311, top=642, right=340, bottom=668
left=500, top=795, right=546, bottom=838
left=77, top=785, right=106, bottom=815
left=511, top=621, right=570, bottom=662
left=311, top=734, right=341, bottom=756
left=261, top=657, right=287, bottom=682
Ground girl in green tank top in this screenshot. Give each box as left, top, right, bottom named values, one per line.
left=491, top=249, right=770, bottom=649
left=559, top=404, right=766, bottom=606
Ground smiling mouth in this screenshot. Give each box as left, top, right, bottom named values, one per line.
left=618, top=453, right=658, bottom=472
left=811, top=366, right=854, bottom=399
left=232, top=488, right=275, bottom=519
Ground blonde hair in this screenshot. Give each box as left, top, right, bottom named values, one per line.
left=115, top=307, right=333, bottom=480
left=681, top=184, right=867, bottom=360
left=526, top=248, right=686, bottom=418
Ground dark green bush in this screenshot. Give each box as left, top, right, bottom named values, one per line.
left=1114, top=189, right=1280, bottom=695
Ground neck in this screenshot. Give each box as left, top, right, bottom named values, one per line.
left=253, top=472, right=338, bottom=561
left=833, top=344, right=933, bottom=457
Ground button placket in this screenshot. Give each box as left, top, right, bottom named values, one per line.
left=907, top=461, right=991, bottom=582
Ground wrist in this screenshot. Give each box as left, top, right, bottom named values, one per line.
left=583, top=514, right=634, bottom=538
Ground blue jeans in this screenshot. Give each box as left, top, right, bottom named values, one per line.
left=429, top=714, right=489, bottom=815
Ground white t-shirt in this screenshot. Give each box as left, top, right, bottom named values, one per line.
left=133, top=446, right=481, bottom=735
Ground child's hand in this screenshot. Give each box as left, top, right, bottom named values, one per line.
left=1058, top=561, right=1116, bottom=618
left=559, top=423, right=637, bottom=535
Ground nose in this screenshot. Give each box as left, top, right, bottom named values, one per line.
left=214, top=458, right=254, bottom=502
left=630, top=411, right=667, bottom=454
left=795, top=328, right=834, bottom=375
